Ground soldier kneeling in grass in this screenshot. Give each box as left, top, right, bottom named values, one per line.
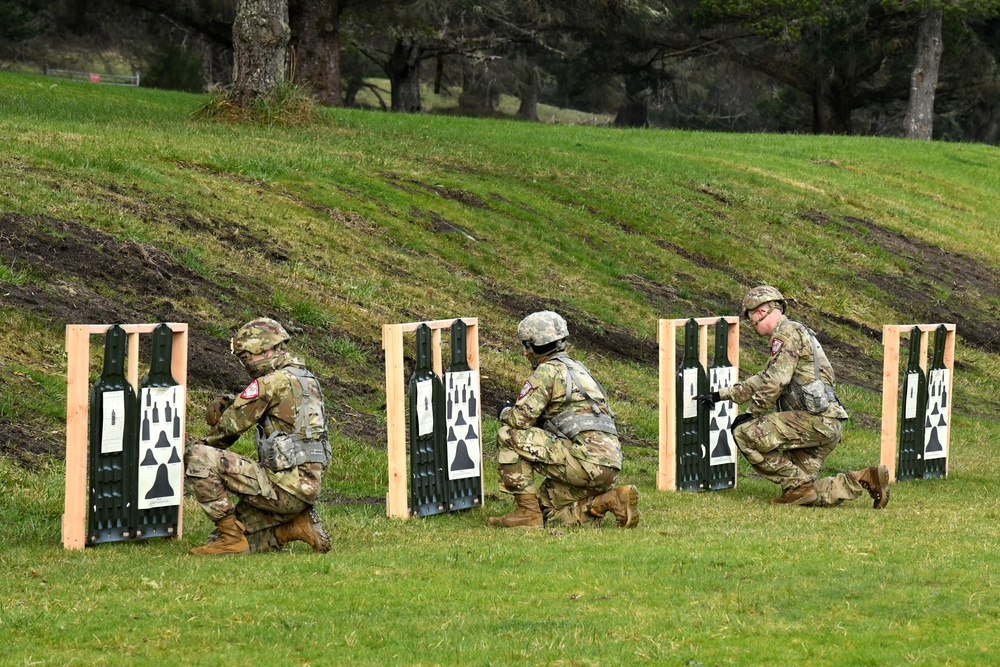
left=698, top=286, right=889, bottom=508
left=490, top=311, right=638, bottom=529
left=185, top=318, right=332, bottom=555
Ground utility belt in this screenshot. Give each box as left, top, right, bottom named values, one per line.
left=778, top=379, right=840, bottom=415
left=540, top=409, right=619, bottom=440
left=255, top=428, right=331, bottom=472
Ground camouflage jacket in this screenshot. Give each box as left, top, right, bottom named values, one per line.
left=501, top=354, right=622, bottom=469
left=204, top=355, right=329, bottom=502
left=719, top=317, right=849, bottom=420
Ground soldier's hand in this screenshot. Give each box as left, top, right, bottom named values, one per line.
left=496, top=400, right=515, bottom=419
left=205, top=394, right=234, bottom=427
left=696, top=392, right=721, bottom=410
left=730, top=412, right=753, bottom=433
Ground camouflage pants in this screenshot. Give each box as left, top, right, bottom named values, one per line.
left=184, top=444, right=310, bottom=551
left=496, top=425, right=618, bottom=527
left=732, top=412, right=864, bottom=506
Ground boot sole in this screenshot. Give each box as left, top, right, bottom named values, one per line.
left=620, top=485, right=640, bottom=528
left=307, top=508, right=332, bottom=553
left=873, top=465, right=890, bottom=510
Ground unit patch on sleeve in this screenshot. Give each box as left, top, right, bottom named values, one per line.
left=240, top=379, right=260, bottom=400
left=518, top=380, right=534, bottom=400
left=770, top=338, right=784, bottom=356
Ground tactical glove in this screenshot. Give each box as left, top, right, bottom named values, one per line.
left=695, top=391, right=721, bottom=410
left=496, top=400, right=515, bottom=420
left=205, top=394, right=234, bottom=427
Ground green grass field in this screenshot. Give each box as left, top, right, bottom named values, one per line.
left=1, top=71, right=999, bottom=666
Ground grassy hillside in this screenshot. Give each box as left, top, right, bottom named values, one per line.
left=1, top=71, right=999, bottom=665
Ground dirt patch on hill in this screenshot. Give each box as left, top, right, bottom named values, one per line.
left=0, top=213, right=250, bottom=392
left=0, top=419, right=62, bottom=469
left=839, top=215, right=1000, bottom=354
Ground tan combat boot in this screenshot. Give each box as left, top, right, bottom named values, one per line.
left=275, top=508, right=331, bottom=553
left=190, top=515, right=250, bottom=555
left=769, top=483, right=818, bottom=506
left=853, top=464, right=890, bottom=509
left=487, top=493, right=544, bottom=528
left=589, top=485, right=640, bottom=528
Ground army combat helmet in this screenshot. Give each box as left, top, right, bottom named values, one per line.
left=232, top=317, right=291, bottom=377
left=232, top=317, right=290, bottom=355
left=740, top=285, right=787, bottom=320
left=517, top=311, right=569, bottom=368
left=518, top=310, right=569, bottom=347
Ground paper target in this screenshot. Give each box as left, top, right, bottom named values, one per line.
left=445, top=370, right=480, bottom=480
left=100, top=390, right=126, bottom=454
left=137, top=385, right=185, bottom=509
left=924, top=368, right=950, bottom=460
left=708, top=367, right=737, bottom=465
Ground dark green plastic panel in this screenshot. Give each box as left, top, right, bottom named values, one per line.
left=707, top=319, right=737, bottom=491
left=444, top=319, right=482, bottom=512
left=134, top=323, right=181, bottom=539
left=923, top=324, right=949, bottom=479
left=676, top=319, right=709, bottom=491
left=87, top=325, right=138, bottom=545
left=897, top=327, right=927, bottom=482
left=408, top=324, right=449, bottom=517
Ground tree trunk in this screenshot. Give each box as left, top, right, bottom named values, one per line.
left=386, top=37, right=422, bottom=113
left=614, top=75, right=649, bottom=128
left=904, top=8, right=943, bottom=140
left=232, top=0, right=290, bottom=106
left=289, top=0, right=341, bottom=107
left=458, top=58, right=499, bottom=116
left=516, top=66, right=540, bottom=122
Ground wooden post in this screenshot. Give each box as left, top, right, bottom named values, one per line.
left=382, top=318, right=479, bottom=518
left=879, top=323, right=956, bottom=482
left=62, top=323, right=188, bottom=550
left=879, top=326, right=901, bottom=481
left=658, top=316, right=739, bottom=491
left=382, top=324, right=407, bottom=519
left=63, top=326, right=91, bottom=550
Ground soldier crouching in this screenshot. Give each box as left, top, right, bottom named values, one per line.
left=184, top=317, right=332, bottom=555
left=490, top=311, right=639, bottom=529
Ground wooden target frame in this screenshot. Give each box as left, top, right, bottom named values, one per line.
left=381, top=318, right=481, bottom=519
left=63, top=323, right=188, bottom=550
left=879, top=323, right=956, bottom=482
left=658, top=316, right=740, bottom=491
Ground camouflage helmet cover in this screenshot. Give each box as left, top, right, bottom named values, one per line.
left=517, top=311, right=569, bottom=347
left=232, top=317, right=290, bottom=355
left=741, top=286, right=787, bottom=319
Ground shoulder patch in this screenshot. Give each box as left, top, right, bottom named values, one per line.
left=240, top=379, right=260, bottom=400
left=770, top=338, right=784, bottom=356
left=518, top=380, right=534, bottom=400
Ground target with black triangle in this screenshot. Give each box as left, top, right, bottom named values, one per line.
left=706, top=319, right=737, bottom=485
left=135, top=324, right=184, bottom=537
left=443, top=318, right=482, bottom=510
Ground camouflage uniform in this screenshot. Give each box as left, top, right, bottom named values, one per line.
left=185, top=352, right=330, bottom=551
left=497, top=354, right=622, bottom=526
left=719, top=316, right=864, bottom=506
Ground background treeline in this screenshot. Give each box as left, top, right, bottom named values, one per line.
left=2, top=0, right=999, bottom=141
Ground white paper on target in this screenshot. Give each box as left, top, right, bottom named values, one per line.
left=682, top=367, right=698, bottom=419
left=100, top=390, right=125, bottom=454
left=904, top=372, right=919, bottom=419
left=416, top=379, right=434, bottom=436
